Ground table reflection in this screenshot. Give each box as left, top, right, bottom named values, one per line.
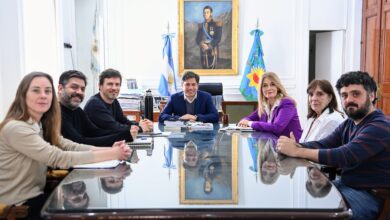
left=42, top=124, right=351, bottom=219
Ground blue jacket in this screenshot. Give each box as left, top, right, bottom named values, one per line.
left=158, top=91, right=219, bottom=123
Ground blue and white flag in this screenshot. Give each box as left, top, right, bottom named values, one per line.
left=158, top=33, right=177, bottom=96
left=90, top=2, right=103, bottom=94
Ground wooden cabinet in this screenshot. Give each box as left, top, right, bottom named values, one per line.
left=361, top=0, right=390, bottom=115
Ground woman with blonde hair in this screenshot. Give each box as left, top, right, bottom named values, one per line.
left=0, top=72, right=131, bottom=219
left=238, top=72, right=302, bottom=140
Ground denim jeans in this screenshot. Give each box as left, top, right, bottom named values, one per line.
left=334, top=180, right=383, bottom=220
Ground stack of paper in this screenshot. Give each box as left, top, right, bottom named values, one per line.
left=188, top=122, right=214, bottom=131
left=220, top=125, right=254, bottom=132
left=127, top=137, right=153, bottom=149
left=164, top=120, right=185, bottom=127
left=72, top=160, right=121, bottom=169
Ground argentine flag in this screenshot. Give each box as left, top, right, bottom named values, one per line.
left=159, top=34, right=177, bottom=96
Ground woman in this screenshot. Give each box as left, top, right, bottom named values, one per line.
left=0, top=72, right=132, bottom=219
left=258, top=138, right=279, bottom=185
left=300, top=79, right=344, bottom=142
left=238, top=72, right=302, bottom=140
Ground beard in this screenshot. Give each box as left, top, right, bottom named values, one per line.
left=61, top=91, right=84, bottom=110
left=343, top=95, right=371, bottom=121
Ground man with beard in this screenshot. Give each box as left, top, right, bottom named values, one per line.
left=58, top=70, right=138, bottom=146
left=276, top=71, right=390, bottom=220
left=84, top=68, right=153, bottom=133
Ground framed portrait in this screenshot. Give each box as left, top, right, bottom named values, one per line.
left=179, top=133, right=238, bottom=204
left=178, top=0, right=238, bottom=75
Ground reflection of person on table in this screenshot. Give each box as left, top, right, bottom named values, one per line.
left=195, top=5, right=222, bottom=69
left=306, top=167, right=332, bottom=198
left=182, top=141, right=199, bottom=168
left=183, top=135, right=231, bottom=200
left=100, top=163, right=132, bottom=194
left=62, top=181, right=89, bottom=209
left=198, top=150, right=222, bottom=193
left=258, top=139, right=279, bottom=185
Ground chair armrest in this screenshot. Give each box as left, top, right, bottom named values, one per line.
left=0, top=203, right=28, bottom=219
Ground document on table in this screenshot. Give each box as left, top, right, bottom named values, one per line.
left=72, top=160, right=121, bottom=169
left=220, top=125, right=254, bottom=132
left=138, top=132, right=171, bottom=137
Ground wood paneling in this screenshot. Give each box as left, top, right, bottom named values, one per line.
left=362, top=0, right=390, bottom=115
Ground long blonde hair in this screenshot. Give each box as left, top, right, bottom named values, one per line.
left=257, top=72, right=294, bottom=116
left=0, top=72, right=61, bottom=146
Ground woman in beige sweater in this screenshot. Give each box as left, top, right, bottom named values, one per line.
left=0, top=72, right=132, bottom=219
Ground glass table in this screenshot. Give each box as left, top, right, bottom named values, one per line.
left=41, top=123, right=351, bottom=219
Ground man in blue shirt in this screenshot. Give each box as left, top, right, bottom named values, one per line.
left=158, top=71, right=219, bottom=123
left=277, top=71, right=390, bottom=219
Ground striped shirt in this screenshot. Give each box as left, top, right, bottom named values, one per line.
left=301, top=110, right=390, bottom=188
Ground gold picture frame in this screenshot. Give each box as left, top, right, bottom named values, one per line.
left=179, top=134, right=238, bottom=204
left=178, top=0, right=238, bottom=75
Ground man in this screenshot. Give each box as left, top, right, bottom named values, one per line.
left=277, top=71, right=390, bottom=219
left=84, top=68, right=152, bottom=133
left=196, top=5, right=222, bottom=69
left=158, top=71, right=219, bottom=123
left=58, top=70, right=138, bottom=146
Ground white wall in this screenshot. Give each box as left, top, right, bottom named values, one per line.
left=0, top=0, right=362, bottom=122
left=315, top=31, right=345, bottom=88
left=0, top=0, right=25, bottom=118
left=22, top=0, right=60, bottom=78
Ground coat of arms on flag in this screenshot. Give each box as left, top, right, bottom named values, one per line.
left=239, top=28, right=266, bottom=101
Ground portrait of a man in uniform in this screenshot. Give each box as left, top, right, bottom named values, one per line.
left=195, top=6, right=222, bottom=69
left=180, top=0, right=237, bottom=74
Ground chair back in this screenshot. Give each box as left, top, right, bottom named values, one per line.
left=222, top=101, right=257, bottom=123
left=198, top=83, right=223, bottom=96
left=198, top=83, right=223, bottom=111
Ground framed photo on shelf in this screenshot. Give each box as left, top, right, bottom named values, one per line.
left=179, top=133, right=238, bottom=204
left=178, top=0, right=238, bottom=75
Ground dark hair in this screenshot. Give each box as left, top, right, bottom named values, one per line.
left=335, top=71, right=377, bottom=104
left=305, top=168, right=332, bottom=198
left=203, top=5, right=213, bottom=13
left=0, top=72, right=61, bottom=146
left=306, top=79, right=341, bottom=119
left=59, top=70, right=87, bottom=86
left=99, top=68, right=122, bottom=86
left=100, top=177, right=123, bottom=194
left=182, top=71, right=200, bottom=84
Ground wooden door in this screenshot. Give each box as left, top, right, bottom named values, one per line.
left=361, top=0, right=390, bottom=115
left=361, top=0, right=381, bottom=82
left=379, top=0, right=390, bottom=114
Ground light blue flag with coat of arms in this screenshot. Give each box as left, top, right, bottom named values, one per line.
left=158, top=33, right=177, bottom=96
left=239, top=29, right=266, bottom=101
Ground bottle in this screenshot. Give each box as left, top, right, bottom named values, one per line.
left=144, top=89, right=154, bottom=121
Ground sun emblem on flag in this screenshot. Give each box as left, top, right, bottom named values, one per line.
left=246, top=67, right=265, bottom=91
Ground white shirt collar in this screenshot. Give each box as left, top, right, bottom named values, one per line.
left=184, top=92, right=198, bottom=104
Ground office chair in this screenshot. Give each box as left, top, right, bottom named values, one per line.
left=222, top=101, right=257, bottom=124
left=198, top=83, right=223, bottom=112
